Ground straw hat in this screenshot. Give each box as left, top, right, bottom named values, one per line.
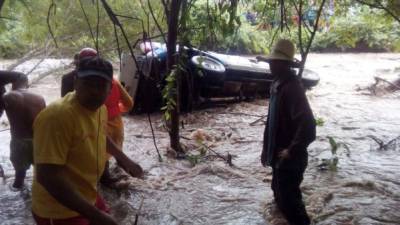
left=266, top=39, right=295, bottom=62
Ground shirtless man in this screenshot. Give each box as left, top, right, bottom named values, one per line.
left=2, top=75, right=46, bottom=189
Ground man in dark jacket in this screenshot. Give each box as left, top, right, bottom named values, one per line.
left=61, top=48, right=98, bottom=97
left=257, top=39, right=316, bottom=225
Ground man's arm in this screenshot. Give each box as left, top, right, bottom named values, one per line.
left=36, top=164, right=118, bottom=225
left=0, top=71, right=25, bottom=86
left=116, top=80, right=133, bottom=112
left=106, top=137, right=144, bottom=178
left=0, top=71, right=26, bottom=116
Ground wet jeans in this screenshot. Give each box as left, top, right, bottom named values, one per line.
left=271, top=165, right=310, bottom=225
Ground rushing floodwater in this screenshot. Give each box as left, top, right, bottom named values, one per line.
left=0, top=54, right=399, bottom=225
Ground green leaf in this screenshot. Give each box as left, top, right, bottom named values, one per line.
left=316, top=117, right=325, bottom=126
left=164, top=111, right=171, bottom=121
left=328, top=136, right=338, bottom=155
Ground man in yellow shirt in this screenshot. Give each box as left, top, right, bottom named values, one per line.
left=32, top=56, right=143, bottom=225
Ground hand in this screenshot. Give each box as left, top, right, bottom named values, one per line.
left=90, top=211, right=118, bottom=225
left=278, top=149, right=290, bottom=160
left=119, top=159, right=144, bottom=179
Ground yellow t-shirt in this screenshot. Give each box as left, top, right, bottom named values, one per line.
left=32, top=92, right=107, bottom=219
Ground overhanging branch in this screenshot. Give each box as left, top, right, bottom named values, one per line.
left=78, top=0, right=97, bottom=48
left=47, top=1, right=58, bottom=48
left=148, top=0, right=167, bottom=43
left=355, top=0, right=400, bottom=24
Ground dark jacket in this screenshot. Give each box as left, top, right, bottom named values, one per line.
left=61, top=70, right=76, bottom=97
left=262, top=72, right=316, bottom=169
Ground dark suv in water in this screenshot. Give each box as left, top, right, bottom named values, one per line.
left=120, top=42, right=319, bottom=113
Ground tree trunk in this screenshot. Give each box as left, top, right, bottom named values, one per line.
left=166, top=0, right=183, bottom=153
left=0, top=0, right=5, bottom=14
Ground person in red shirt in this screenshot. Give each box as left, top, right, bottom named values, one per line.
left=101, top=77, right=134, bottom=185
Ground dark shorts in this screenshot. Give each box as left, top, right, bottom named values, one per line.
left=10, top=138, right=33, bottom=171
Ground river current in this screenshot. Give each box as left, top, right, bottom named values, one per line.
left=0, top=53, right=399, bottom=225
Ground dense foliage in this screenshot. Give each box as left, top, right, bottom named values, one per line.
left=195, top=2, right=400, bottom=54
left=0, top=0, right=398, bottom=59
left=312, top=6, right=400, bottom=52
left=0, top=0, right=163, bottom=58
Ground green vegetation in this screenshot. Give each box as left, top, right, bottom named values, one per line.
left=214, top=5, right=400, bottom=54
left=318, top=136, right=351, bottom=171
left=161, top=68, right=178, bottom=121
left=0, top=1, right=398, bottom=59
left=316, top=117, right=325, bottom=127
left=0, top=0, right=162, bottom=58
left=185, top=1, right=400, bottom=54
left=186, top=135, right=208, bottom=167
left=312, top=6, right=400, bottom=52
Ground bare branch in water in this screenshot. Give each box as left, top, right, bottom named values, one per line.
left=368, top=135, right=400, bottom=151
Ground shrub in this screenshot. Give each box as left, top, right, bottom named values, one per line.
left=311, top=7, right=400, bottom=52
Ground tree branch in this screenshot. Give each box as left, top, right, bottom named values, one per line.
left=298, top=0, right=327, bottom=77
left=297, top=0, right=304, bottom=56
left=161, top=0, right=170, bottom=22
left=0, top=0, right=5, bottom=15
left=47, top=1, right=58, bottom=48
left=96, top=0, right=100, bottom=52
left=355, top=0, right=400, bottom=24
left=78, top=0, right=97, bottom=48
left=100, top=0, right=163, bottom=161
left=148, top=0, right=167, bottom=43
left=100, top=0, right=140, bottom=70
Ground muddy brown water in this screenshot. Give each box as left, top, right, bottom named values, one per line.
left=0, top=54, right=400, bottom=225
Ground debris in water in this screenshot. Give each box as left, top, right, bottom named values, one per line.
left=227, top=152, right=233, bottom=166
left=342, top=180, right=377, bottom=191
left=190, top=129, right=212, bottom=143
left=368, top=135, right=400, bottom=151
left=249, top=115, right=267, bottom=126
left=134, top=196, right=144, bottom=225
left=0, top=164, right=5, bottom=184
left=357, top=76, right=400, bottom=96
